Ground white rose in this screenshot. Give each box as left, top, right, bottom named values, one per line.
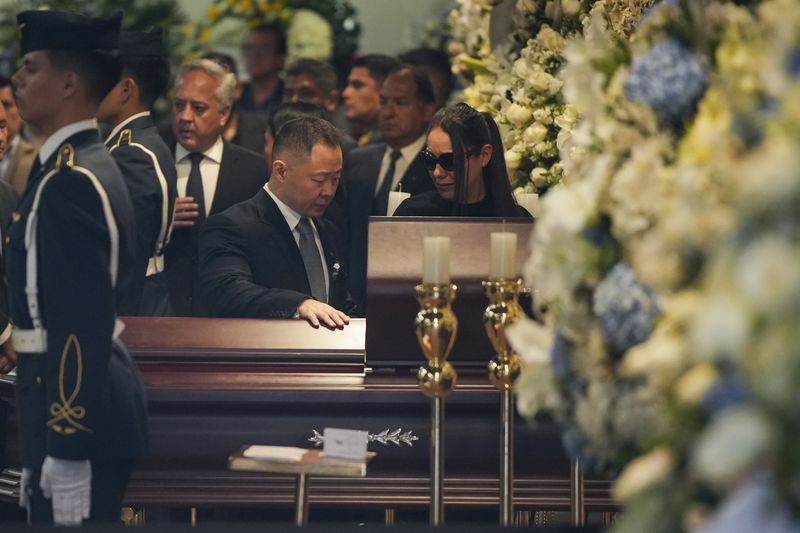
left=512, top=57, right=531, bottom=80
left=535, top=25, right=565, bottom=52
left=506, top=103, right=533, bottom=126
left=504, top=149, right=523, bottom=174
left=533, top=107, right=553, bottom=125
left=673, top=364, right=718, bottom=405
left=530, top=167, right=549, bottom=188
left=612, top=447, right=674, bottom=503
left=690, top=294, right=751, bottom=361
left=523, top=122, right=549, bottom=144
left=516, top=0, right=539, bottom=14
left=530, top=69, right=554, bottom=93
left=692, top=407, right=774, bottom=489
left=544, top=1, right=556, bottom=19
left=562, top=0, right=581, bottom=16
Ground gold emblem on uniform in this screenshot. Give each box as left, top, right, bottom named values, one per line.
left=55, top=143, right=75, bottom=169
left=47, top=334, right=92, bottom=435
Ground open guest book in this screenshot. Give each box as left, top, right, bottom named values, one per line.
left=229, top=445, right=375, bottom=477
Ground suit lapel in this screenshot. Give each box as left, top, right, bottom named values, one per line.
left=209, top=141, right=232, bottom=215
left=258, top=190, right=310, bottom=292
left=399, top=153, right=432, bottom=195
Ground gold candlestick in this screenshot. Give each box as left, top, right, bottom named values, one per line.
left=482, top=278, right=523, bottom=526
left=414, top=283, right=458, bottom=526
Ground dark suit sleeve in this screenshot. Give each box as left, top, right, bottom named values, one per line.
left=38, top=171, right=115, bottom=460
left=111, top=144, right=163, bottom=312
left=0, top=181, right=19, bottom=338
left=198, top=212, right=310, bottom=318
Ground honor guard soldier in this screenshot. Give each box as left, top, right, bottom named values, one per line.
left=98, top=29, right=177, bottom=315
left=7, top=10, right=147, bottom=525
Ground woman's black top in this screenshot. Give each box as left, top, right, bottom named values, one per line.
left=394, top=190, right=531, bottom=218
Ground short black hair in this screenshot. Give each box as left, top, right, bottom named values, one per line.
left=203, top=51, right=239, bottom=79
left=351, top=54, right=400, bottom=86
left=250, top=22, right=287, bottom=56
left=398, top=47, right=454, bottom=108
left=0, top=75, right=10, bottom=90
left=286, top=58, right=337, bottom=94
left=269, top=101, right=332, bottom=137
left=272, top=116, right=341, bottom=160
left=48, top=49, right=121, bottom=104
left=389, top=66, right=435, bottom=107
left=123, top=55, right=170, bottom=108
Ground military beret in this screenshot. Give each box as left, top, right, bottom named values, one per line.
left=119, top=29, right=164, bottom=58
left=17, top=10, right=121, bottom=55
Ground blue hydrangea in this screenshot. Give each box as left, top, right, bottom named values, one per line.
left=549, top=334, right=571, bottom=378
left=593, top=262, right=661, bottom=356
left=625, top=39, right=708, bottom=128
left=560, top=425, right=594, bottom=467
left=786, top=48, right=800, bottom=78
left=580, top=215, right=614, bottom=248
left=703, top=372, right=747, bottom=418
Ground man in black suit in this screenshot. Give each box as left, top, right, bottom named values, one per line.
left=165, top=58, right=267, bottom=316
left=199, top=117, right=356, bottom=328
left=0, top=77, right=20, bottom=475
left=7, top=10, right=147, bottom=525
left=343, top=66, right=438, bottom=311
left=97, top=29, right=176, bottom=316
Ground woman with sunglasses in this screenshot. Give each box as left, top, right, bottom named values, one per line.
left=394, top=102, right=530, bottom=217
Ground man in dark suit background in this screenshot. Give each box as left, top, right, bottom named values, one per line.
left=97, top=29, right=176, bottom=316
left=343, top=66, right=438, bottom=311
left=0, top=76, right=38, bottom=195
left=7, top=10, right=147, bottom=524
left=0, top=80, right=20, bottom=474
left=199, top=117, right=356, bottom=328
left=165, top=58, right=267, bottom=316
left=341, top=54, right=399, bottom=146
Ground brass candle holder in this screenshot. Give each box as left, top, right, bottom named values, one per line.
left=414, top=283, right=458, bottom=526
left=482, top=278, right=523, bottom=526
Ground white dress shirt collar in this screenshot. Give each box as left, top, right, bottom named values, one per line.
left=265, top=181, right=303, bottom=231
left=39, top=119, right=99, bottom=165
left=175, top=135, right=224, bottom=165
left=104, top=111, right=151, bottom=145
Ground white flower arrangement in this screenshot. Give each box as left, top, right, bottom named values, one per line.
left=509, top=0, right=800, bottom=529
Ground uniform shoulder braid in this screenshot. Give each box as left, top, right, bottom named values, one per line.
left=113, top=128, right=133, bottom=148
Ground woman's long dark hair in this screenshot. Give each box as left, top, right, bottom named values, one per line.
left=426, top=102, right=519, bottom=216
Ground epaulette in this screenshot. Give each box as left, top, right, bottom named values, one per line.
left=114, top=128, right=133, bottom=148
left=55, top=143, right=75, bottom=169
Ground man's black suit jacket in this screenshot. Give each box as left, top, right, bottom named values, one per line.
left=165, top=141, right=267, bottom=316
left=198, top=189, right=357, bottom=318
left=343, top=142, right=434, bottom=312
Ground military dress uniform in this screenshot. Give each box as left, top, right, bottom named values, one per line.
left=106, top=111, right=177, bottom=315
left=7, top=121, right=148, bottom=522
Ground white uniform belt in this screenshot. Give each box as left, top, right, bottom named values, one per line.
left=146, top=254, right=165, bottom=277
left=12, top=318, right=126, bottom=354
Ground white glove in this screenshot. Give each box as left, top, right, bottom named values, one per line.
left=18, top=467, right=32, bottom=510
left=39, top=456, right=91, bottom=526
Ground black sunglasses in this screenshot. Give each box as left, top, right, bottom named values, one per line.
left=420, top=150, right=456, bottom=172
left=420, top=149, right=479, bottom=172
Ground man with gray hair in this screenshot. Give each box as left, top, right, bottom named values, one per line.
left=199, top=116, right=357, bottom=326
left=165, top=58, right=267, bottom=316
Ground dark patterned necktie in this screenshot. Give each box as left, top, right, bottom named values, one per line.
left=297, top=217, right=327, bottom=303
left=186, top=152, right=206, bottom=223
left=372, top=149, right=402, bottom=215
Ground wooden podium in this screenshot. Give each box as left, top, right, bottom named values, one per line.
left=229, top=446, right=375, bottom=525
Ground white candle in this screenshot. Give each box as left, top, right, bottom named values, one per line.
left=514, top=192, right=540, bottom=218
left=422, top=237, right=451, bottom=284
left=387, top=191, right=410, bottom=216
left=490, top=232, right=517, bottom=279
